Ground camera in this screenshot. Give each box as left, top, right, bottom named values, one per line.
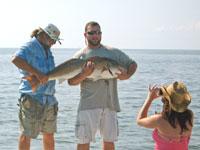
left=159, top=89, right=163, bottom=96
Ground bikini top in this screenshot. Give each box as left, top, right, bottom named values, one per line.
left=152, top=129, right=190, bottom=150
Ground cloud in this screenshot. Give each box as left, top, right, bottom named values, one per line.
left=155, top=21, right=200, bottom=32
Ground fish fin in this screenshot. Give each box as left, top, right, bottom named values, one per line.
left=22, top=75, right=40, bottom=92
left=101, top=66, right=108, bottom=72
left=58, top=78, right=66, bottom=84
left=101, top=65, right=113, bottom=76
left=108, top=68, right=113, bottom=76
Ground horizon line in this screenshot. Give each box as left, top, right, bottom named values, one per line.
left=0, top=47, right=200, bottom=51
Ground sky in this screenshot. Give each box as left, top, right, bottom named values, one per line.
left=1, top=0, right=200, bottom=49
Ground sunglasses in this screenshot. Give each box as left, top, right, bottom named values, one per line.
left=45, top=33, right=56, bottom=44
left=86, top=31, right=102, bottom=36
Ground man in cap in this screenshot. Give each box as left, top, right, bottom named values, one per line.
left=11, top=23, right=62, bottom=150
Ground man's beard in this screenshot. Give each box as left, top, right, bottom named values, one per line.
left=41, top=42, right=51, bottom=50
left=87, top=39, right=101, bottom=47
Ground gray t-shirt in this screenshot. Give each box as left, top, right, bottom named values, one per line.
left=73, top=46, right=135, bottom=112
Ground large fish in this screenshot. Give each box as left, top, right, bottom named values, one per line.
left=24, top=57, right=127, bottom=92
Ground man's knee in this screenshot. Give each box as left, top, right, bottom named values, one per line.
left=43, top=133, right=55, bottom=150
left=19, top=134, right=31, bottom=150
left=103, top=141, right=115, bottom=150
left=77, top=143, right=90, bottom=150
left=19, top=134, right=31, bottom=143
left=43, top=133, right=54, bottom=139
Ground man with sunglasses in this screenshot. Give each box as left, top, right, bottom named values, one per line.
left=68, top=21, right=137, bottom=150
left=11, top=23, right=61, bottom=150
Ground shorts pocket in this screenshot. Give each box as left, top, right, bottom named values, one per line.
left=45, top=105, right=58, bottom=121
left=21, top=99, right=37, bottom=119
left=75, top=122, right=87, bottom=139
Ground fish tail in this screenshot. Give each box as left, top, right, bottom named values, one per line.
left=22, top=75, right=40, bottom=92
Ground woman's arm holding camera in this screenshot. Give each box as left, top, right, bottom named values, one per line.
left=136, top=85, right=161, bottom=128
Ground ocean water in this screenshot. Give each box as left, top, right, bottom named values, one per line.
left=0, top=48, right=200, bottom=150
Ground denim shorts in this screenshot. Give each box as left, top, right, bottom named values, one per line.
left=18, top=94, right=58, bottom=138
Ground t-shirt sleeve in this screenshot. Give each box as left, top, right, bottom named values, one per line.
left=112, top=49, right=135, bottom=68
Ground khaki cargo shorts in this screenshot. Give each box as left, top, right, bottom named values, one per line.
left=18, top=94, right=58, bottom=138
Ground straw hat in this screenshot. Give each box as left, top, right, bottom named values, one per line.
left=160, top=81, right=191, bottom=113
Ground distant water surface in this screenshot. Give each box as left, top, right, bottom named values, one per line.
left=0, top=48, right=199, bottom=150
